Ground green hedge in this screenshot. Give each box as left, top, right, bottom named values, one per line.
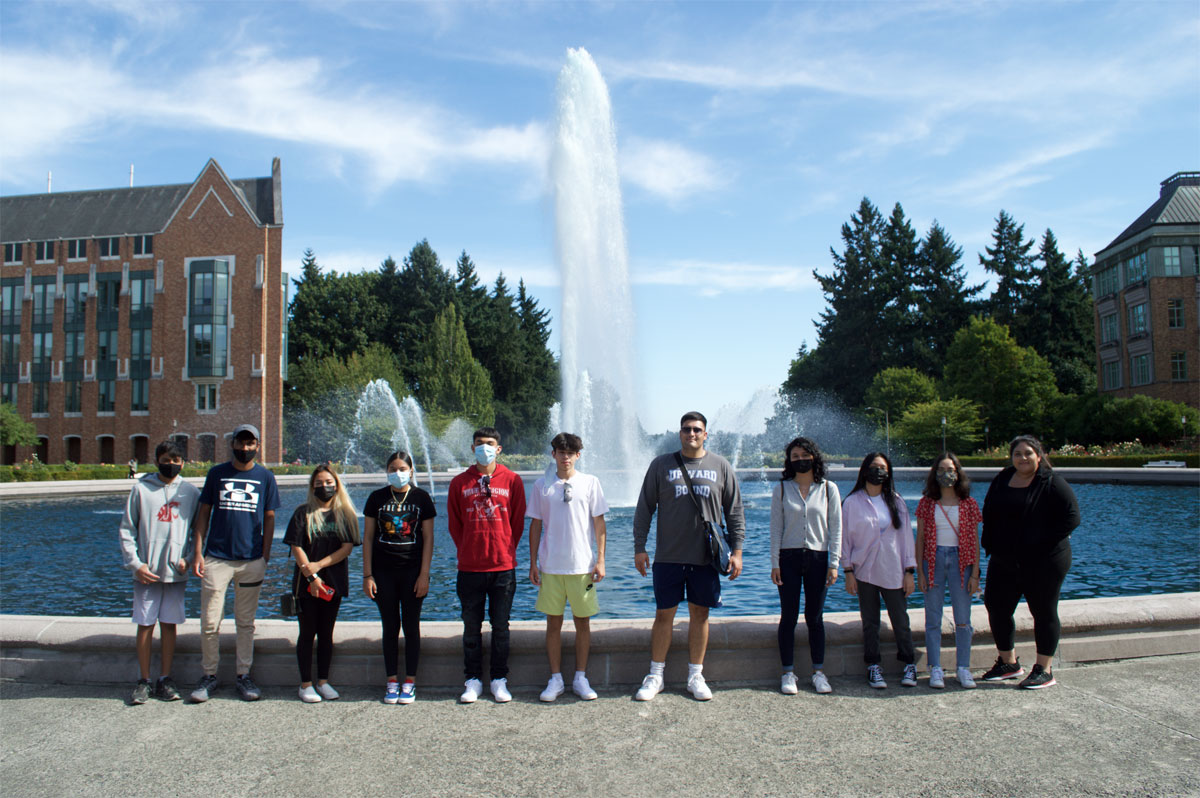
left=957, top=454, right=1199, bottom=468
left=0, top=462, right=365, bottom=482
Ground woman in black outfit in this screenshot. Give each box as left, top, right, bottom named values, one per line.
left=285, top=463, right=362, bottom=703
left=980, top=435, right=1080, bottom=689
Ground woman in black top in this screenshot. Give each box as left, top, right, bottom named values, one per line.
left=980, top=435, right=1080, bottom=689
left=362, top=451, right=436, bottom=704
left=284, top=463, right=362, bottom=703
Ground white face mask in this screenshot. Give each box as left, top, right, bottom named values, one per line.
left=387, top=470, right=411, bottom=489
left=474, top=443, right=497, bottom=466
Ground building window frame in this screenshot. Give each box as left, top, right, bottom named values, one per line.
left=1125, top=251, right=1148, bottom=285
left=1167, top=298, right=1185, bottom=329
left=3, top=243, right=23, bottom=265
left=132, top=235, right=153, bottom=257
left=98, top=237, right=121, bottom=260
left=97, top=379, right=116, bottom=413
left=196, top=383, right=220, bottom=413
left=131, top=378, right=149, bottom=413
left=1163, top=246, right=1182, bottom=277
left=1127, top=302, right=1147, bottom=336
left=1130, top=354, right=1152, bottom=387
left=67, top=239, right=88, bottom=261
left=1100, top=313, right=1119, bottom=343
left=31, top=382, right=49, bottom=416
left=1170, top=352, right=1187, bottom=382
left=34, top=241, right=55, bottom=264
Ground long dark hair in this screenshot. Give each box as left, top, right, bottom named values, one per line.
left=922, top=451, right=971, bottom=501
left=780, top=437, right=827, bottom=483
left=850, top=451, right=901, bottom=529
left=1009, top=434, right=1051, bottom=472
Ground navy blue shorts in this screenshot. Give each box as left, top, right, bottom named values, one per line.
left=652, top=562, right=722, bottom=610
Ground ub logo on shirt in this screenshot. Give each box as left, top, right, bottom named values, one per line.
left=218, top=479, right=262, bottom=513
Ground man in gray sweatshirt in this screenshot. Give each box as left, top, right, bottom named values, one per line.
left=632, top=411, right=745, bottom=701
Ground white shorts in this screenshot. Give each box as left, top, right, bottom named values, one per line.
left=132, top=581, right=187, bottom=626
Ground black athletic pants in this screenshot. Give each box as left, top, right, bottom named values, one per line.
left=984, top=545, right=1072, bottom=657
left=373, top=562, right=425, bottom=678
left=296, top=593, right=342, bottom=683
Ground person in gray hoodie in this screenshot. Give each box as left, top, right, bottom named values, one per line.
left=118, top=440, right=200, bottom=704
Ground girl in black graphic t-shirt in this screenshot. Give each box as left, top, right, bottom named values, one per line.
left=362, top=450, right=436, bottom=704
left=284, top=463, right=361, bottom=703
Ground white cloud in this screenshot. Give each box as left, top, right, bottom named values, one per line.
left=633, top=258, right=817, bottom=297
left=619, top=137, right=725, bottom=202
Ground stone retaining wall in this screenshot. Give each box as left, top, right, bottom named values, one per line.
left=3, top=593, right=1196, bottom=689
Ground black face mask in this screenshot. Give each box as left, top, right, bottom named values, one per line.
left=158, top=463, right=182, bottom=480
left=866, top=466, right=888, bottom=485
left=790, top=459, right=813, bottom=474
left=232, top=447, right=256, bottom=464
left=314, top=485, right=337, bottom=502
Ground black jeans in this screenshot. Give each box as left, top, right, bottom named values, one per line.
left=984, top=544, right=1072, bottom=657
left=373, top=562, right=425, bottom=678
left=856, top=579, right=914, bottom=666
left=776, top=548, right=830, bottom=668
left=296, top=594, right=342, bottom=683
left=457, top=569, right=516, bottom=680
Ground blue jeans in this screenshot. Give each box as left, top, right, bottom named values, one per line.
left=923, top=546, right=973, bottom=670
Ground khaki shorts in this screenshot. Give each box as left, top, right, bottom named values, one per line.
left=535, top=573, right=599, bottom=618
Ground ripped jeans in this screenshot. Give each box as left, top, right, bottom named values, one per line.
left=923, top=546, right=974, bottom=670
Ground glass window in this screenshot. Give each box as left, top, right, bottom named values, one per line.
left=2, top=283, right=23, bottom=328
left=1128, top=303, right=1147, bottom=335
left=1170, top=353, right=1187, bottom=381
left=191, top=273, right=214, bottom=315
left=67, top=239, right=87, bottom=260
left=131, top=379, right=149, bottom=412
left=32, top=332, right=52, bottom=364
left=1100, top=313, right=1119, bottom=343
left=64, top=380, right=81, bottom=413
left=64, top=278, right=87, bottom=325
left=3, top=243, right=22, bottom=264
left=1102, top=361, right=1121, bottom=390
left=98, top=237, right=120, bottom=258
left=1, top=382, right=15, bottom=404
left=98, top=379, right=115, bottom=412
left=96, top=276, right=120, bottom=326
left=1, top=333, right=18, bottom=365
left=97, top=329, right=118, bottom=362
left=133, top=235, right=153, bottom=256
left=1163, top=247, right=1181, bottom=276
left=192, top=324, right=212, bottom=360
left=1167, top=299, right=1184, bottom=329
left=64, top=331, right=84, bottom=363
left=130, top=329, right=151, bottom=360
left=32, top=383, right=48, bottom=414
left=130, top=277, right=153, bottom=312
left=1130, top=354, right=1151, bottom=386
left=31, top=282, right=54, bottom=327
left=196, top=384, right=218, bottom=411
left=35, top=241, right=54, bottom=262
left=1126, top=252, right=1147, bottom=285
left=1097, top=266, right=1119, bottom=295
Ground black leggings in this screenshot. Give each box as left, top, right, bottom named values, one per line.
left=984, top=545, right=1072, bottom=657
left=296, top=593, right=342, bottom=683
left=777, top=548, right=829, bottom=668
left=374, top=564, right=425, bottom=678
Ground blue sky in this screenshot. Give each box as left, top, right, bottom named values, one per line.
left=2, top=1, right=1197, bottom=434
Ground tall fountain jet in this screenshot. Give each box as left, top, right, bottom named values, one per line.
left=552, top=48, right=646, bottom=502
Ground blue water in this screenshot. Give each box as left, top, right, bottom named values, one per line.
left=1, top=477, right=1196, bottom=622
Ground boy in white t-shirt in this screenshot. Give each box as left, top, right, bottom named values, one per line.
left=528, top=433, right=609, bottom=702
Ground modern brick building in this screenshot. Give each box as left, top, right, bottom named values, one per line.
left=0, top=158, right=286, bottom=465
left=1091, top=171, right=1199, bottom=410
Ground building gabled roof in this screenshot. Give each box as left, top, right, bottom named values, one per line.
left=0, top=158, right=281, bottom=243
left=1099, top=172, right=1200, bottom=255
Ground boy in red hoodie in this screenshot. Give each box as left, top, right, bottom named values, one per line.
left=447, top=427, right=526, bottom=703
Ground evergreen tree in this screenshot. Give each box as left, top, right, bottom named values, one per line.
left=1024, top=231, right=1097, bottom=394
left=415, top=303, right=495, bottom=427
left=912, top=221, right=985, bottom=375
left=980, top=210, right=1036, bottom=329
left=393, top=240, right=456, bottom=385
left=785, top=198, right=888, bottom=407
left=513, top=278, right=560, bottom=446
left=880, top=203, right=922, bottom=369
left=454, top=250, right=489, bottom=338
left=288, top=249, right=384, bottom=363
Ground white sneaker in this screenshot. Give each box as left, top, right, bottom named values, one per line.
left=572, top=674, right=598, bottom=700
left=811, top=671, right=832, bottom=694
left=634, top=673, right=663, bottom=701
left=687, top=673, right=713, bottom=701
left=298, top=685, right=321, bottom=703
left=315, top=683, right=340, bottom=700
left=929, top=667, right=945, bottom=689
left=780, top=672, right=799, bottom=695
left=490, top=678, right=512, bottom=703
left=540, top=676, right=565, bottom=703
left=460, top=678, right=483, bottom=703
left=957, top=667, right=977, bottom=689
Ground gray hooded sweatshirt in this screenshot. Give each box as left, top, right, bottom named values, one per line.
left=118, top=472, right=201, bottom=582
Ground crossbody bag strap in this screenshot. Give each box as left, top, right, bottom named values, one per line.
left=936, top=501, right=960, bottom=536
left=674, top=452, right=711, bottom=525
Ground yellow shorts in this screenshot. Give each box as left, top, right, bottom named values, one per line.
left=535, top=572, right=599, bottom=618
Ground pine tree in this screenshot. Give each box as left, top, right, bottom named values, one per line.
left=912, top=221, right=984, bottom=375
left=392, top=240, right=455, bottom=385
left=880, top=203, right=922, bottom=369
left=980, top=210, right=1035, bottom=329
left=288, top=249, right=384, bottom=364
left=1023, top=232, right=1096, bottom=394
left=415, top=303, right=495, bottom=426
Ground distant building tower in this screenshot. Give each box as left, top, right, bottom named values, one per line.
left=0, top=159, right=286, bottom=465
left=1090, top=172, right=1199, bottom=410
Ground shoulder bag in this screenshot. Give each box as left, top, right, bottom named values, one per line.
left=674, top=453, right=733, bottom=576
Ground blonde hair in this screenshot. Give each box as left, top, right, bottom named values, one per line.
left=306, top=464, right=362, bottom=545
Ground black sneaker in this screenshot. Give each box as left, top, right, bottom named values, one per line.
left=155, top=676, right=181, bottom=701
left=236, top=674, right=262, bottom=701
left=981, top=656, right=1025, bottom=681
left=130, top=679, right=151, bottom=705
left=1018, top=664, right=1056, bottom=689
left=190, top=674, right=218, bottom=703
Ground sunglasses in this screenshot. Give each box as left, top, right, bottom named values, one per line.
left=479, top=474, right=492, bottom=499
left=681, top=426, right=705, bottom=434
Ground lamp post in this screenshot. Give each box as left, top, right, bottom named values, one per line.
left=985, top=424, right=990, bottom=451
left=866, top=406, right=890, bottom=458
left=941, top=416, right=947, bottom=453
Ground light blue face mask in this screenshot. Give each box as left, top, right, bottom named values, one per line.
left=474, top=443, right=497, bottom=466
left=387, top=470, right=411, bottom=489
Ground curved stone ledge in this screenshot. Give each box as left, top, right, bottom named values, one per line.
left=2, top=593, right=1196, bottom=689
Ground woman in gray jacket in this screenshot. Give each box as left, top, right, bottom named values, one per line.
left=771, top=437, right=842, bottom=695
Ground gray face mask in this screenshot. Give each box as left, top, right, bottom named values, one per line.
left=936, top=471, right=957, bottom=487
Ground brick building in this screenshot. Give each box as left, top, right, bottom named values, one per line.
left=0, top=158, right=286, bottom=465
left=1091, top=171, right=1199, bottom=409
